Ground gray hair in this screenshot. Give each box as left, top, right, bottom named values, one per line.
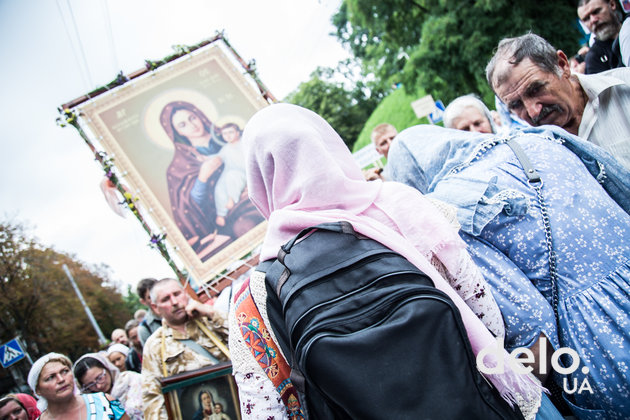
left=125, top=319, right=139, bottom=334
left=486, top=33, right=560, bottom=90
left=443, top=94, right=497, bottom=133
left=149, top=278, right=182, bottom=303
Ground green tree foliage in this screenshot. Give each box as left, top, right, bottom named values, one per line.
left=334, top=0, right=581, bottom=104
left=333, top=0, right=425, bottom=94
left=0, top=221, right=134, bottom=361
left=122, top=284, right=143, bottom=314
left=284, top=65, right=383, bottom=148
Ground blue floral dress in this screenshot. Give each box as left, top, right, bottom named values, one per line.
left=455, top=135, right=630, bottom=419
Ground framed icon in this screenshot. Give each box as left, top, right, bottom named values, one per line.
left=73, top=39, right=269, bottom=285
left=160, top=362, right=240, bottom=420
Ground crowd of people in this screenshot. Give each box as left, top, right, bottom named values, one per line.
left=1, top=277, right=231, bottom=420
left=3, top=2, right=629, bottom=419
left=228, top=18, right=628, bottom=420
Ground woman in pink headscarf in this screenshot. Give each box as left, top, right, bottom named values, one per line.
left=229, top=103, right=543, bottom=419
left=0, top=394, right=40, bottom=420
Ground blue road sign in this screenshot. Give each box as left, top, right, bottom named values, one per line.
left=428, top=100, right=445, bottom=124
left=0, top=338, right=26, bottom=368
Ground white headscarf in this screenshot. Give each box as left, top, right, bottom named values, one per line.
left=27, top=352, right=74, bottom=412
left=106, top=343, right=129, bottom=357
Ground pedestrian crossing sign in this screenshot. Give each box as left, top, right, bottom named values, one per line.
left=0, top=338, right=26, bottom=368
left=428, top=100, right=445, bottom=124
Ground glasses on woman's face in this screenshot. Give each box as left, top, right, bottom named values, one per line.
left=81, top=369, right=107, bottom=392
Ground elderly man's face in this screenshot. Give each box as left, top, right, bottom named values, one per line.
left=492, top=54, right=583, bottom=135
left=111, top=330, right=129, bottom=346
left=373, top=128, right=397, bottom=159
left=578, top=0, right=619, bottom=41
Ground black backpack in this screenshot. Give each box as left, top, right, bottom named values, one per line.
left=258, top=221, right=525, bottom=420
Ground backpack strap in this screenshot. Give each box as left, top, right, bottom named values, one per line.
left=279, top=221, right=359, bottom=258
left=275, top=221, right=362, bottom=295
left=234, top=278, right=306, bottom=419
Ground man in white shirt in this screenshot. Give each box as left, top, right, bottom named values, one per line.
left=486, top=32, right=630, bottom=170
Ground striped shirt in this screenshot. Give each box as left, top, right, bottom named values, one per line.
left=577, top=68, right=630, bottom=170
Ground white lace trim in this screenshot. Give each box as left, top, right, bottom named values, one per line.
left=229, top=270, right=289, bottom=380
left=229, top=271, right=290, bottom=419
left=516, top=389, right=542, bottom=420
left=431, top=251, right=505, bottom=338
left=485, top=188, right=528, bottom=204
left=426, top=197, right=461, bottom=231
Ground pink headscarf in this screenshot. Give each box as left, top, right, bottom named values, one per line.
left=242, top=103, right=540, bottom=405
left=14, top=394, right=41, bottom=420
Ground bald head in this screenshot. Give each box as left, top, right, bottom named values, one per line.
left=111, top=328, right=129, bottom=346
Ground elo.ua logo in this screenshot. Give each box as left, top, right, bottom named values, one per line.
left=476, top=337, right=593, bottom=395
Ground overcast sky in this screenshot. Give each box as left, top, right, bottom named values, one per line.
left=0, top=0, right=349, bottom=291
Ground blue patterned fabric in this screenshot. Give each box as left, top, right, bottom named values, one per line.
left=388, top=126, right=630, bottom=419
left=81, top=392, right=126, bottom=420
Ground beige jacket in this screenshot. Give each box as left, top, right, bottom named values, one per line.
left=141, top=315, right=229, bottom=419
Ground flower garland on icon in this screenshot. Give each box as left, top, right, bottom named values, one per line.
left=56, top=108, right=187, bottom=282
left=56, top=32, right=277, bottom=289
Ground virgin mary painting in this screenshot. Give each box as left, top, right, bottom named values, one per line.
left=160, top=100, right=263, bottom=261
